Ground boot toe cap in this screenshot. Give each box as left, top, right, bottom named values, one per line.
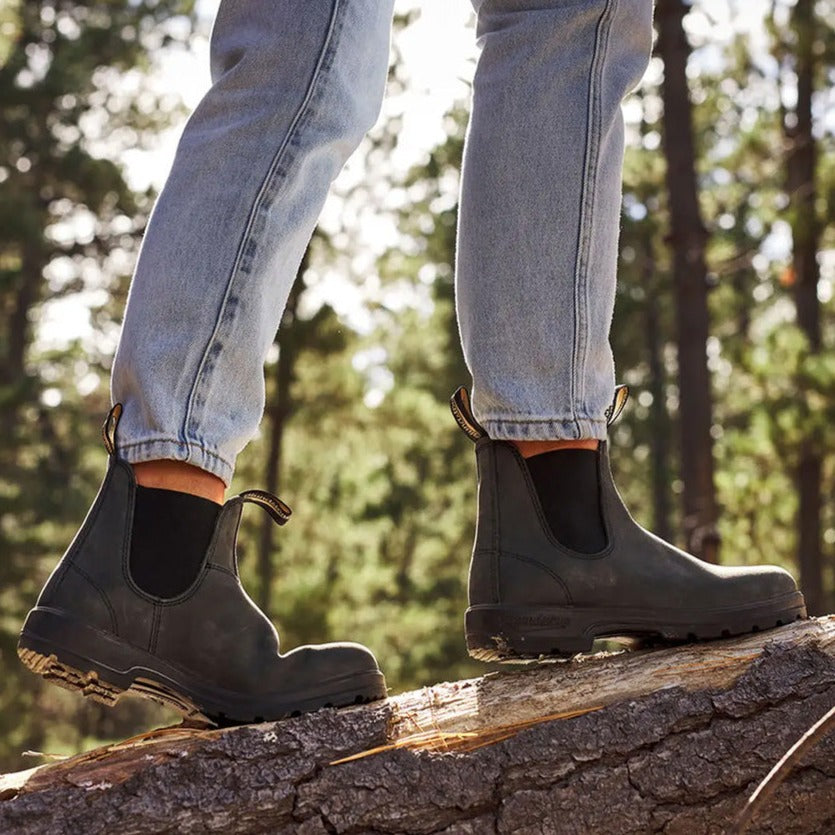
left=716, top=563, right=801, bottom=606
left=285, top=641, right=383, bottom=684
left=312, top=641, right=382, bottom=675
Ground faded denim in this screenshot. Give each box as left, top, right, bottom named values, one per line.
left=112, top=0, right=654, bottom=485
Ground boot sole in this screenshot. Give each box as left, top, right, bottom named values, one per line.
left=18, top=607, right=387, bottom=725
left=465, top=591, right=808, bottom=662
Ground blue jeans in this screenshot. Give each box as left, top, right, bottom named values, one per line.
left=112, top=0, right=653, bottom=485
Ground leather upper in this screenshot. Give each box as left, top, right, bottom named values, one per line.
left=470, top=438, right=799, bottom=611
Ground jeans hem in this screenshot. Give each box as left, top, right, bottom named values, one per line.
left=481, top=415, right=608, bottom=442
left=117, top=438, right=235, bottom=487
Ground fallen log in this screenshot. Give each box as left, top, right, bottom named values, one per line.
left=1, top=617, right=833, bottom=834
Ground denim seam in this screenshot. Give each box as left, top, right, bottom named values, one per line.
left=481, top=416, right=608, bottom=426
left=180, top=0, right=346, bottom=452
left=118, top=438, right=234, bottom=484
left=119, top=437, right=231, bottom=466
left=571, top=0, right=617, bottom=435
left=483, top=416, right=607, bottom=442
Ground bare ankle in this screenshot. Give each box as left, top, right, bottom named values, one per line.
left=510, top=438, right=600, bottom=459
left=132, top=460, right=226, bottom=504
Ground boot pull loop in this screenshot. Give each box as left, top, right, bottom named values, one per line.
left=450, top=386, right=488, bottom=442
left=102, top=403, right=123, bottom=457
left=238, top=489, right=292, bottom=526
left=605, top=385, right=629, bottom=426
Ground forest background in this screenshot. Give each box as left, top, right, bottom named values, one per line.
left=0, top=0, right=832, bottom=773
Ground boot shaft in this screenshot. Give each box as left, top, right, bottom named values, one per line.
left=35, top=434, right=247, bottom=647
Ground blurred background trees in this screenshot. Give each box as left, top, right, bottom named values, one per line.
left=0, top=0, right=832, bottom=772
left=0, top=0, right=199, bottom=767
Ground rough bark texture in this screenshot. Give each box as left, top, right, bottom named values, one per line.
left=2, top=618, right=834, bottom=834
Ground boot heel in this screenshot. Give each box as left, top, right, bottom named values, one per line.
left=465, top=605, right=594, bottom=662
left=17, top=645, right=124, bottom=706
left=19, top=608, right=211, bottom=720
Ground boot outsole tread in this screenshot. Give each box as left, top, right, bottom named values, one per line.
left=466, top=612, right=807, bottom=663
left=18, top=646, right=212, bottom=721
left=18, top=645, right=385, bottom=726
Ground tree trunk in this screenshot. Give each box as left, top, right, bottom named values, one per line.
left=784, top=0, right=823, bottom=615
left=2, top=618, right=834, bottom=834
left=256, top=286, right=300, bottom=618
left=256, top=251, right=309, bottom=617
left=644, top=245, right=673, bottom=544
left=797, top=452, right=823, bottom=614
left=655, top=0, right=719, bottom=563
left=0, top=243, right=43, bottom=440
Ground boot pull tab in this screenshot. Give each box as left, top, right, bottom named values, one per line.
left=238, top=489, right=292, bottom=526
left=450, top=386, right=488, bottom=442
left=102, top=403, right=123, bottom=457
left=605, top=385, right=629, bottom=426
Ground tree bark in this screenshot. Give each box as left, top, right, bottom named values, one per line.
left=655, top=0, right=719, bottom=563
left=784, top=0, right=823, bottom=615
left=2, top=618, right=834, bottom=834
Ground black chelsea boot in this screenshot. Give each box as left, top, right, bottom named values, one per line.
left=451, top=386, right=807, bottom=661
left=18, top=405, right=387, bottom=724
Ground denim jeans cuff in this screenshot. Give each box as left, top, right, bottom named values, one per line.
left=117, top=438, right=235, bottom=487
left=480, top=415, right=609, bottom=442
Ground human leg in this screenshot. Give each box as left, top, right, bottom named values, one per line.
left=20, top=0, right=396, bottom=723
left=457, top=0, right=650, bottom=441
left=112, top=0, right=394, bottom=487
left=454, top=0, right=806, bottom=660
left=455, top=0, right=651, bottom=554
